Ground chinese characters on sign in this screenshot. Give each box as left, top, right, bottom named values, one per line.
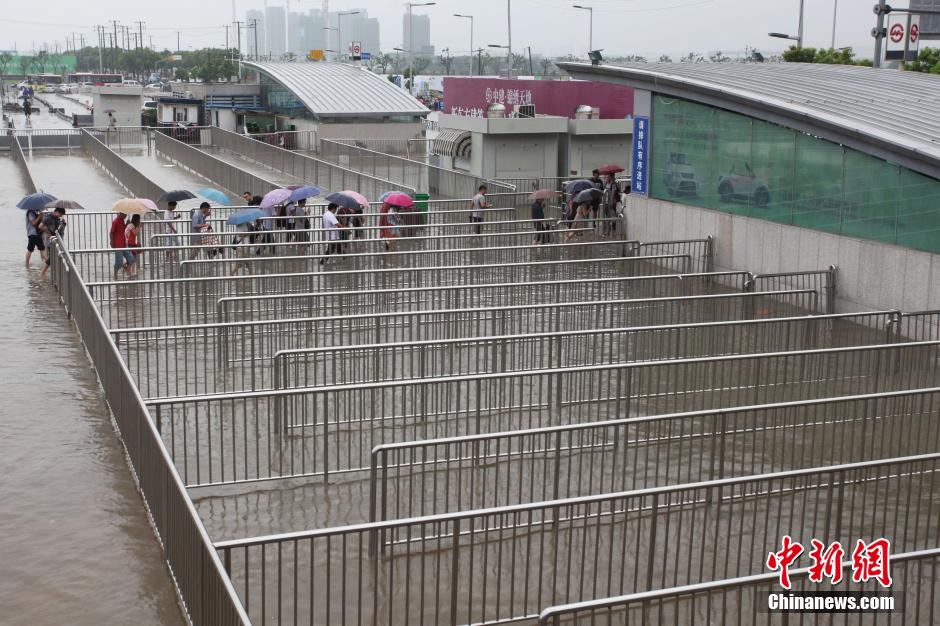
left=631, top=116, right=649, bottom=196
left=484, top=86, right=533, bottom=106
left=449, top=106, right=485, bottom=117
left=766, top=537, right=892, bottom=590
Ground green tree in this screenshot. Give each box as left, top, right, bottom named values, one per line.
left=905, top=47, right=940, bottom=73
left=439, top=48, right=454, bottom=74
left=539, top=57, right=554, bottom=76
left=781, top=46, right=871, bottom=66
left=681, top=52, right=703, bottom=63
left=658, top=55, right=673, bottom=62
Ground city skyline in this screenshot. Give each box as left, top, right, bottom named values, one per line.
left=0, top=0, right=914, bottom=62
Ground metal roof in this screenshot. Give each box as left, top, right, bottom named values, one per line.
left=558, top=61, right=940, bottom=180
left=243, top=61, right=428, bottom=119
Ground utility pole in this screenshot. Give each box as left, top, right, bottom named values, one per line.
left=136, top=21, right=145, bottom=50
left=476, top=47, right=483, bottom=76
left=177, top=31, right=181, bottom=54
left=225, top=24, right=230, bottom=50
left=454, top=14, right=473, bottom=75
left=526, top=45, right=533, bottom=75
left=831, top=0, right=838, bottom=49
left=506, top=0, right=512, bottom=79
left=96, top=26, right=104, bottom=72
left=873, top=0, right=886, bottom=68
left=110, top=20, right=120, bottom=72
left=250, top=18, right=259, bottom=60
left=235, top=20, right=244, bottom=59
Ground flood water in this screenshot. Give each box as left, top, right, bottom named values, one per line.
left=0, top=156, right=183, bottom=624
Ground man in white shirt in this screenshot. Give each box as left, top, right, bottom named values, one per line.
left=320, top=203, right=342, bottom=265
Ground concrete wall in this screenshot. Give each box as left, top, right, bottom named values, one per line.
left=567, top=135, right=631, bottom=177
left=208, top=108, right=238, bottom=131
left=623, top=194, right=940, bottom=313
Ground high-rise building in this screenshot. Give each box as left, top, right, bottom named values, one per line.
left=339, top=10, right=380, bottom=57
left=246, top=9, right=266, bottom=59
left=264, top=5, right=286, bottom=58
left=403, top=13, right=433, bottom=57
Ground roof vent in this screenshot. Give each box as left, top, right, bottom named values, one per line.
left=575, top=104, right=594, bottom=119
left=487, top=103, right=506, bottom=118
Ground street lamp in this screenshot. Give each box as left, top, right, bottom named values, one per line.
left=488, top=44, right=510, bottom=78
left=454, top=13, right=474, bottom=75
left=768, top=0, right=804, bottom=48
left=337, top=10, right=360, bottom=62
left=407, top=2, right=436, bottom=96
left=572, top=5, right=593, bottom=54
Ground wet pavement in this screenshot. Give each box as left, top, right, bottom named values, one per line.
left=0, top=156, right=183, bottom=625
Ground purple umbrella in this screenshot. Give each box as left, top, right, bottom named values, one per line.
left=260, top=188, right=291, bottom=209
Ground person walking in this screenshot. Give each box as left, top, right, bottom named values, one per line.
left=589, top=168, right=603, bottom=226
left=319, top=203, right=342, bottom=265
left=242, top=191, right=253, bottom=205
left=189, top=202, right=211, bottom=259
left=107, top=111, right=117, bottom=131
left=601, top=173, right=622, bottom=237
left=230, top=221, right=256, bottom=275
left=565, top=203, right=592, bottom=242
left=110, top=212, right=136, bottom=278
left=531, top=197, right=550, bottom=245
left=24, top=206, right=47, bottom=268
left=470, top=184, right=491, bottom=235
left=124, top=214, right=142, bottom=277
left=163, top=200, right=180, bottom=261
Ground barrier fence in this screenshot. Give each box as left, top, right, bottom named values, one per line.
left=207, top=127, right=416, bottom=200
left=214, top=452, right=940, bottom=625
left=80, top=128, right=167, bottom=203
left=146, top=340, right=938, bottom=488
left=10, top=134, right=38, bottom=194
left=92, top=254, right=696, bottom=329
left=370, top=386, right=940, bottom=524
left=155, top=131, right=281, bottom=199
left=120, top=289, right=819, bottom=398
left=538, top=546, right=940, bottom=625
left=47, top=241, right=249, bottom=624
left=273, top=310, right=893, bottom=390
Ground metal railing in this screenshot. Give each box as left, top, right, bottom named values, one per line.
left=46, top=240, right=249, bottom=624
left=538, top=546, right=940, bottom=625
left=155, top=131, right=280, bottom=198
left=331, top=137, right=431, bottom=159
left=893, top=309, right=940, bottom=342
left=214, top=452, right=940, bottom=625
left=222, top=270, right=747, bottom=326
left=11, top=133, right=38, bottom=194
left=319, top=138, right=516, bottom=199
left=208, top=127, right=415, bottom=199
left=90, top=254, right=694, bottom=330
left=245, top=130, right=317, bottom=152
left=274, top=310, right=892, bottom=391
left=80, top=129, right=166, bottom=203
left=144, top=339, right=935, bottom=487
left=118, top=286, right=802, bottom=398
left=370, top=385, right=940, bottom=524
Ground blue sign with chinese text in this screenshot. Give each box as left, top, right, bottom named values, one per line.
left=361, top=52, right=372, bottom=60
left=631, top=116, right=650, bottom=196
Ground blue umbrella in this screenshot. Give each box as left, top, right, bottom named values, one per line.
left=17, top=192, right=57, bottom=211
left=325, top=191, right=363, bottom=210
left=227, top=208, right=266, bottom=225
left=288, top=185, right=323, bottom=203
left=198, top=188, right=231, bottom=205
left=565, top=179, right=594, bottom=195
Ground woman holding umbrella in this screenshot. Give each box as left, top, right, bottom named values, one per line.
left=380, top=192, right=414, bottom=251
left=18, top=192, right=56, bottom=268
left=110, top=199, right=147, bottom=278
left=598, top=164, right=624, bottom=236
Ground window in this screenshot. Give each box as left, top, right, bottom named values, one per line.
left=650, top=96, right=940, bottom=254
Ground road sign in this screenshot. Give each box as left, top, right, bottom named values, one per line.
left=885, top=15, right=920, bottom=61
left=361, top=52, right=372, bottom=61
left=631, top=116, right=650, bottom=197
left=350, top=41, right=362, bottom=60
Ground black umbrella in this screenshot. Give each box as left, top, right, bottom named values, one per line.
left=572, top=188, right=602, bottom=204
left=158, top=189, right=197, bottom=204
left=45, top=199, right=86, bottom=211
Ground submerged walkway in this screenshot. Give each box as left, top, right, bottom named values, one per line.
left=0, top=156, right=182, bottom=624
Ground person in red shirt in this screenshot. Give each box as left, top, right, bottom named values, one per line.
left=110, top=212, right=136, bottom=278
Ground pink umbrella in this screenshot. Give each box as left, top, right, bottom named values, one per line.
left=140, top=198, right=160, bottom=212
left=383, top=192, right=415, bottom=208
left=260, top=188, right=292, bottom=209
left=529, top=189, right=556, bottom=201
left=340, top=190, right=368, bottom=207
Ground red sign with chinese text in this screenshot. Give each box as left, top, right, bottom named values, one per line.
left=443, top=77, right=634, bottom=119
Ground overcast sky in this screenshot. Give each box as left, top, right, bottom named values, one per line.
left=0, top=0, right=882, bottom=61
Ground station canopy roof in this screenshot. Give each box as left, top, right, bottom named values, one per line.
left=243, top=60, right=428, bottom=119
left=558, top=61, right=940, bottom=180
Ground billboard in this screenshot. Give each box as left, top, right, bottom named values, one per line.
left=443, top=77, right=633, bottom=119
left=308, top=49, right=325, bottom=61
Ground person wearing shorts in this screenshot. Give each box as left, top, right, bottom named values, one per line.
left=110, top=212, right=136, bottom=277
left=25, top=207, right=46, bottom=268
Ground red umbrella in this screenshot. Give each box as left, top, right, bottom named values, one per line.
left=597, top=164, right=625, bottom=175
